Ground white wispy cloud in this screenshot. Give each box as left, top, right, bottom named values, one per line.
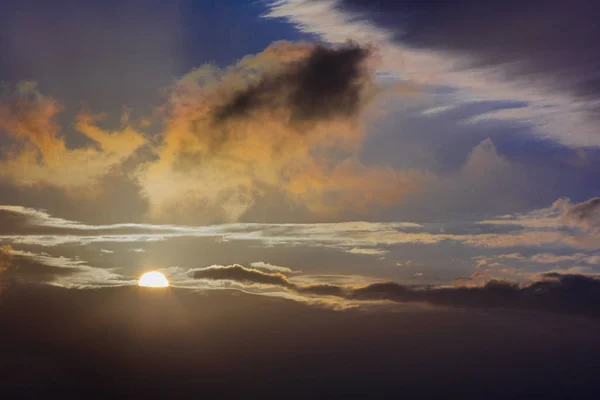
left=265, top=0, right=600, bottom=147
left=2, top=247, right=130, bottom=288
left=250, top=262, right=297, bottom=274
left=347, top=247, right=389, bottom=256
left=2, top=200, right=600, bottom=254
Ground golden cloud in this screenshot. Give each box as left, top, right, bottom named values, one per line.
left=136, top=41, right=420, bottom=223
left=0, top=85, right=146, bottom=192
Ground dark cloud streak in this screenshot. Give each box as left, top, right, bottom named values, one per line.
left=193, top=264, right=600, bottom=319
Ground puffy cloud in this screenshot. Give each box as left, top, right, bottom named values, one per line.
left=0, top=85, right=146, bottom=191
left=214, top=44, right=372, bottom=122
left=530, top=253, right=593, bottom=265
left=136, top=41, right=421, bottom=223
left=191, top=264, right=356, bottom=299
left=352, top=273, right=600, bottom=319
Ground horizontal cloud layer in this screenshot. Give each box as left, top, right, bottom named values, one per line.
left=191, top=264, right=600, bottom=319
left=0, top=245, right=127, bottom=289
left=2, top=198, right=600, bottom=254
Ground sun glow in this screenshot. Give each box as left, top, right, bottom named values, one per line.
left=138, top=271, right=170, bottom=288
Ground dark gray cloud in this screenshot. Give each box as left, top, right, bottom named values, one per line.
left=336, top=0, right=600, bottom=102
left=192, top=265, right=349, bottom=296
left=2, top=258, right=81, bottom=284
left=214, top=44, right=371, bottom=123
left=351, top=274, right=600, bottom=319
left=192, top=264, right=600, bottom=319
left=0, top=247, right=82, bottom=287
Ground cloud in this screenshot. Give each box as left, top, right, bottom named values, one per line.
left=250, top=261, right=296, bottom=273
left=0, top=85, right=146, bottom=191
left=192, top=265, right=293, bottom=288
left=347, top=247, right=389, bottom=256
left=556, top=197, right=600, bottom=232
left=191, top=263, right=600, bottom=319
left=213, top=44, right=372, bottom=122
left=466, top=251, right=600, bottom=285
left=2, top=200, right=600, bottom=261
left=0, top=245, right=127, bottom=288
left=0, top=246, right=82, bottom=284
left=136, top=41, right=420, bottom=223
left=481, top=197, right=600, bottom=235
left=266, top=0, right=600, bottom=147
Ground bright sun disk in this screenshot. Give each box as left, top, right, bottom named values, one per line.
left=138, top=271, right=170, bottom=288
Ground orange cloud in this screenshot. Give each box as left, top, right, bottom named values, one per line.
left=0, top=85, right=146, bottom=192
left=136, top=41, right=420, bottom=223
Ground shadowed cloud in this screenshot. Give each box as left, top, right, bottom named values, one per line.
left=214, top=44, right=371, bottom=123
left=191, top=264, right=600, bottom=319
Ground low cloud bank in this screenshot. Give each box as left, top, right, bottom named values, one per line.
left=193, top=265, right=600, bottom=318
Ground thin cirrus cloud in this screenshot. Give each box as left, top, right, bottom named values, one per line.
left=1, top=196, right=600, bottom=253
left=266, top=0, right=600, bottom=147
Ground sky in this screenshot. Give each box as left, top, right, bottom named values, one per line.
left=2, top=1, right=600, bottom=397
left=1, top=0, right=599, bottom=295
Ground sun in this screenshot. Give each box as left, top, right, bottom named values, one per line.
left=138, top=271, right=170, bottom=288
